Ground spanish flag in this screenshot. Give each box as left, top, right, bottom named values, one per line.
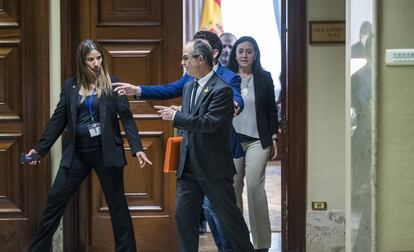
left=200, top=0, right=224, bottom=35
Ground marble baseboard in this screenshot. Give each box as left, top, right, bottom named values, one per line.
left=52, top=219, right=63, bottom=252
left=306, top=210, right=345, bottom=252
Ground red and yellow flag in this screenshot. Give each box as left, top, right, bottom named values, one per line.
left=200, top=0, right=224, bottom=35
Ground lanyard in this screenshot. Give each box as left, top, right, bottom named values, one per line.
left=85, top=90, right=96, bottom=123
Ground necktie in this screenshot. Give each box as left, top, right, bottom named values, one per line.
left=190, top=81, right=199, bottom=112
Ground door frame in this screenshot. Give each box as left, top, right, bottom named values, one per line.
left=281, top=0, right=307, bottom=251
left=60, top=1, right=85, bottom=251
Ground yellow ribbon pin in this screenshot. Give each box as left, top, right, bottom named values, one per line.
left=203, top=87, right=209, bottom=93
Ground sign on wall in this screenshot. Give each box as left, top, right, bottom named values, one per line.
left=309, top=21, right=345, bottom=44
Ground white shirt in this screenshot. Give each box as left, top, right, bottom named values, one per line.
left=193, top=69, right=215, bottom=103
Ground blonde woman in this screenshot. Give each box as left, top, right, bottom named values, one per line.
left=25, top=39, right=150, bottom=252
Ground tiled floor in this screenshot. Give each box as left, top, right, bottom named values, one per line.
left=199, top=232, right=282, bottom=252
left=199, top=161, right=282, bottom=251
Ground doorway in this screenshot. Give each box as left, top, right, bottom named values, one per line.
left=192, top=0, right=307, bottom=251
left=59, top=0, right=307, bottom=251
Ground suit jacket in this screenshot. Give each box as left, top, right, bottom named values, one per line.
left=140, top=62, right=244, bottom=158
left=252, top=70, right=279, bottom=148
left=173, top=73, right=236, bottom=179
left=34, top=76, right=143, bottom=168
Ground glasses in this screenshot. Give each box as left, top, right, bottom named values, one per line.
left=181, top=54, right=200, bottom=64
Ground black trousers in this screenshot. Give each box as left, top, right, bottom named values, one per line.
left=175, top=174, right=254, bottom=252
left=27, top=149, right=136, bottom=252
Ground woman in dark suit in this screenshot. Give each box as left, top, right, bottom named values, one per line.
left=25, top=39, right=151, bottom=252
left=227, top=36, right=278, bottom=252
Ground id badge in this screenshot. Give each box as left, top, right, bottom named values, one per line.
left=88, top=122, right=101, bottom=137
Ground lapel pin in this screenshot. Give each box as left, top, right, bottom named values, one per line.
left=203, top=87, right=209, bottom=93
left=72, top=85, right=76, bottom=88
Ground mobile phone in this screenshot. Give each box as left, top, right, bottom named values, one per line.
left=20, top=153, right=41, bottom=164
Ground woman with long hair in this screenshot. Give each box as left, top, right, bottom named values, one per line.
left=227, top=36, right=278, bottom=252
left=25, top=39, right=151, bottom=252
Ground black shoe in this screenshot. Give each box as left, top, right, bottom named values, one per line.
left=254, top=249, right=269, bottom=252
left=199, top=220, right=207, bottom=234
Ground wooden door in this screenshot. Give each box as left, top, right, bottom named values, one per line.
left=62, top=0, right=182, bottom=251
left=0, top=0, right=50, bottom=251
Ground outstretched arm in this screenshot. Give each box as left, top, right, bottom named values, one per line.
left=33, top=85, right=69, bottom=157
left=113, top=73, right=194, bottom=100
left=140, top=74, right=193, bottom=99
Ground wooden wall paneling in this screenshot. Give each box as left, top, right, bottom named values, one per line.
left=0, top=41, right=21, bottom=120
left=99, top=39, right=167, bottom=114
left=21, top=0, right=50, bottom=224
left=97, top=0, right=162, bottom=26
left=0, top=133, right=24, bottom=216
left=0, top=0, right=50, bottom=251
left=0, top=0, right=19, bottom=27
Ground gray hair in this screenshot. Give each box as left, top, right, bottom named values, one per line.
left=192, top=39, right=214, bottom=67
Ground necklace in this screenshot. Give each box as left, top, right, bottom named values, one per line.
left=241, top=75, right=253, bottom=97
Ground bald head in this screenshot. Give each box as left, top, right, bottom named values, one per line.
left=219, top=33, right=237, bottom=66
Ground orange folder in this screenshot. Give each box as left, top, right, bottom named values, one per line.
left=163, top=136, right=182, bottom=173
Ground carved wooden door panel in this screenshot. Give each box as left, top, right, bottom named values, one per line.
left=0, top=0, right=50, bottom=251
left=64, top=0, right=182, bottom=251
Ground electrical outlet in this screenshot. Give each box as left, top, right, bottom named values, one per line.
left=312, top=201, right=327, bottom=210
left=385, top=49, right=414, bottom=66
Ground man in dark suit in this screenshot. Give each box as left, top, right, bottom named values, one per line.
left=155, top=39, right=253, bottom=252
left=111, top=31, right=244, bottom=157
left=113, top=31, right=243, bottom=251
